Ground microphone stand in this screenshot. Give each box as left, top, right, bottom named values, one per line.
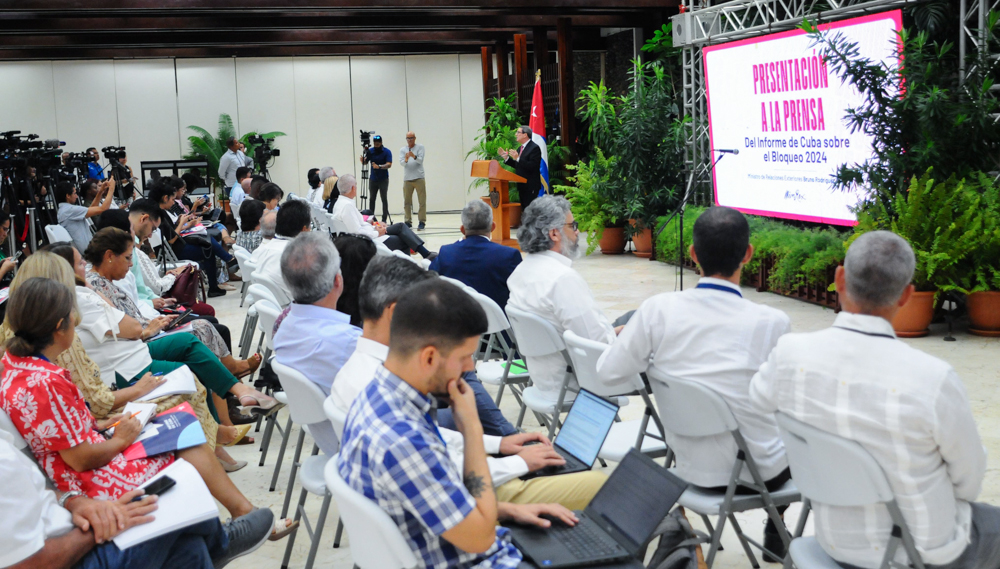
left=651, top=150, right=729, bottom=291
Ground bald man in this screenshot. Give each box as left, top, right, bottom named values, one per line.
left=400, top=131, right=427, bottom=230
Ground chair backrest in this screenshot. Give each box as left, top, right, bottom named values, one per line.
left=775, top=412, right=895, bottom=506
left=391, top=249, right=424, bottom=267
left=232, top=247, right=252, bottom=275
left=374, top=240, right=393, bottom=256
left=323, top=395, right=348, bottom=441
left=0, top=407, right=27, bottom=450
left=253, top=299, right=283, bottom=349
left=324, top=458, right=419, bottom=569
left=327, top=213, right=350, bottom=235
left=45, top=223, right=72, bottom=244
left=311, top=206, right=331, bottom=232
left=471, top=291, right=512, bottom=336
left=245, top=283, right=279, bottom=308
left=646, top=370, right=738, bottom=437
left=504, top=305, right=566, bottom=358
left=562, top=330, right=644, bottom=397
left=250, top=270, right=292, bottom=307
left=271, top=359, right=330, bottom=425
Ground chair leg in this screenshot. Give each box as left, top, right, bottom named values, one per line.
left=280, top=488, right=310, bottom=569
left=700, top=515, right=723, bottom=551
left=303, top=494, right=332, bottom=569
left=267, top=415, right=293, bottom=490
left=257, top=411, right=277, bottom=466
left=280, top=429, right=307, bottom=519
left=333, top=518, right=344, bottom=548
left=704, top=514, right=729, bottom=568
left=494, top=382, right=506, bottom=406
left=728, top=513, right=760, bottom=569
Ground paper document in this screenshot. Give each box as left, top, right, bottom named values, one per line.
left=112, top=459, right=220, bottom=549
left=146, top=322, right=196, bottom=342
left=138, top=365, right=197, bottom=401
left=122, top=402, right=158, bottom=429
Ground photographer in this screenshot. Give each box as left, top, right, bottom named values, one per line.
left=85, top=147, right=104, bottom=180
left=360, top=134, right=391, bottom=223
left=218, top=136, right=253, bottom=190
left=0, top=218, right=16, bottom=283
left=55, top=178, right=115, bottom=253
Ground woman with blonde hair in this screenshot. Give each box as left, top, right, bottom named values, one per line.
left=320, top=166, right=339, bottom=212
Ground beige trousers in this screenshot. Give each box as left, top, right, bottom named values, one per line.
left=403, top=178, right=427, bottom=223
left=495, top=470, right=608, bottom=510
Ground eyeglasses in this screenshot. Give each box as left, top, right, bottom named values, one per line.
left=405, top=136, right=416, bottom=139
left=564, top=221, right=579, bottom=231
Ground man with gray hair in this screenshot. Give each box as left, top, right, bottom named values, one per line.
left=507, top=195, right=615, bottom=402
left=249, top=210, right=277, bottom=264
left=499, top=125, right=543, bottom=210
left=430, top=200, right=523, bottom=311
left=273, top=231, right=361, bottom=454
left=751, top=231, right=996, bottom=569
left=331, top=172, right=435, bottom=258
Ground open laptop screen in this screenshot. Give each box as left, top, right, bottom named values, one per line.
left=554, top=390, right=618, bottom=465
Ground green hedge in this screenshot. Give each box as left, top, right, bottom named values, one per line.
left=656, top=208, right=848, bottom=290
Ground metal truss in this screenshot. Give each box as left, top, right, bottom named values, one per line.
left=673, top=0, right=917, bottom=202
left=960, top=0, right=1000, bottom=82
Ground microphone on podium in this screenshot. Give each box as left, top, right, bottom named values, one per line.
left=714, top=148, right=739, bottom=154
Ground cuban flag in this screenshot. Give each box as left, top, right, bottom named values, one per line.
left=529, top=73, right=549, bottom=197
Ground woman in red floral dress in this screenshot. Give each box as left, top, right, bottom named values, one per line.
left=0, top=276, right=172, bottom=499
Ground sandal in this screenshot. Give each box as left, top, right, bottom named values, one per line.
left=235, top=353, right=263, bottom=380
left=238, top=390, right=282, bottom=415
left=223, top=424, right=252, bottom=447
left=268, top=516, right=299, bottom=541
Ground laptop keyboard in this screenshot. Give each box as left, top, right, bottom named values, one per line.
left=550, top=517, right=623, bottom=559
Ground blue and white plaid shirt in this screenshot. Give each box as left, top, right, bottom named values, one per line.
left=337, top=365, right=522, bottom=569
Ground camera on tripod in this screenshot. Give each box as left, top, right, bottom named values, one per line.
left=249, top=135, right=280, bottom=163
left=102, top=146, right=126, bottom=161
left=359, top=130, right=375, bottom=150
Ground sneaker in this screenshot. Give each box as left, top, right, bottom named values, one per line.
left=405, top=221, right=412, bottom=228
left=762, top=523, right=788, bottom=563
left=215, top=509, right=274, bottom=568
left=418, top=222, right=425, bottom=230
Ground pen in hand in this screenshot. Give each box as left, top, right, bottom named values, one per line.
left=98, top=411, right=140, bottom=436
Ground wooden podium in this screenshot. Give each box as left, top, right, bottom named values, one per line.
left=470, top=159, right=526, bottom=249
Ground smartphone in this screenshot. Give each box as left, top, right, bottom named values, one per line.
left=135, top=476, right=176, bottom=501
left=164, top=310, right=196, bottom=332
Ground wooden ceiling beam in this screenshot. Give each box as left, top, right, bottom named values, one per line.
left=5, top=0, right=675, bottom=11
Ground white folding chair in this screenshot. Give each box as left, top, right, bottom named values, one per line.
left=323, top=395, right=348, bottom=441
left=649, top=371, right=800, bottom=569
left=250, top=300, right=286, bottom=466
left=272, top=360, right=345, bottom=569
left=504, top=305, right=577, bottom=438
left=44, top=223, right=72, bottom=244
left=232, top=246, right=254, bottom=306
left=237, top=283, right=274, bottom=360
left=468, top=292, right=530, bottom=422
left=327, top=214, right=350, bottom=236
left=562, top=330, right=668, bottom=461
left=250, top=270, right=292, bottom=307
left=775, top=412, right=926, bottom=569
left=0, top=407, right=27, bottom=450
left=391, top=249, right=424, bottom=267
left=324, top=457, right=419, bottom=569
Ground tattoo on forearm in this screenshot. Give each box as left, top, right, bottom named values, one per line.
left=464, top=472, right=488, bottom=498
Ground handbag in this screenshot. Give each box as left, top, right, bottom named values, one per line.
left=166, top=265, right=202, bottom=307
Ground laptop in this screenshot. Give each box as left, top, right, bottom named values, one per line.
left=508, top=449, right=688, bottom=568
left=520, top=389, right=619, bottom=480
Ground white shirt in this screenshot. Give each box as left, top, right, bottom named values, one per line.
left=218, top=149, right=252, bottom=188
left=251, top=237, right=291, bottom=301
left=305, top=186, right=324, bottom=207
left=399, top=143, right=426, bottom=181
left=506, top=250, right=614, bottom=401
left=249, top=237, right=273, bottom=265
left=0, top=430, right=74, bottom=567
left=331, top=195, right=379, bottom=240
left=115, top=271, right=160, bottom=320
left=230, top=182, right=247, bottom=224
left=750, top=311, right=986, bottom=569
left=596, top=277, right=790, bottom=487
left=75, top=286, right=152, bottom=386
left=330, top=336, right=528, bottom=486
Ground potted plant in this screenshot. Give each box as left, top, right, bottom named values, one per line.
left=184, top=112, right=285, bottom=192
left=561, top=150, right=626, bottom=255
left=853, top=170, right=981, bottom=337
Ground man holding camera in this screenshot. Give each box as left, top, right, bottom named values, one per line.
left=400, top=131, right=427, bottom=230
left=85, top=147, right=104, bottom=180
left=360, top=134, right=392, bottom=223
left=218, top=136, right=253, bottom=191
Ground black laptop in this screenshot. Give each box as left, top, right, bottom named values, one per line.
left=521, top=389, right=619, bottom=480
left=508, top=449, right=688, bottom=568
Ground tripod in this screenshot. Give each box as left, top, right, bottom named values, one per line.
left=651, top=150, right=729, bottom=290
left=108, top=160, right=139, bottom=204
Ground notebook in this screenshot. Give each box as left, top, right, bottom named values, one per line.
left=121, top=402, right=158, bottom=429
left=122, top=402, right=206, bottom=461
left=112, top=458, right=220, bottom=549
left=138, top=365, right=197, bottom=401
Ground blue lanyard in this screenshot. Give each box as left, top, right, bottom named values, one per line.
left=424, top=412, right=446, bottom=445
left=33, top=353, right=50, bottom=362
left=696, top=282, right=742, bottom=297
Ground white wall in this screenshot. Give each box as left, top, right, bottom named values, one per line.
left=0, top=55, right=485, bottom=212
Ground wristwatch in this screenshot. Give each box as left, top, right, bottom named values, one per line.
left=59, top=490, right=84, bottom=508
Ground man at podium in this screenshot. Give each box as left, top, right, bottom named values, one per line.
left=498, top=126, right=542, bottom=211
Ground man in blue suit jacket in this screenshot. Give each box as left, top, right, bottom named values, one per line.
left=430, top=199, right=522, bottom=311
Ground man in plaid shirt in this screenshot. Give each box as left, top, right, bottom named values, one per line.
left=338, top=279, right=577, bottom=568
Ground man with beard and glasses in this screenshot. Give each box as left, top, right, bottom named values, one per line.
left=506, top=196, right=618, bottom=403
left=337, top=279, right=577, bottom=569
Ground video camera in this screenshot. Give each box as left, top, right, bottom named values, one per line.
left=249, top=134, right=280, bottom=163
left=102, top=146, right=126, bottom=161
left=359, top=130, right=375, bottom=149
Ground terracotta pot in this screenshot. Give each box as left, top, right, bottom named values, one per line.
left=598, top=227, right=626, bottom=255
left=629, top=220, right=653, bottom=258
left=891, top=290, right=936, bottom=338
left=967, top=291, right=1000, bottom=336
left=508, top=205, right=522, bottom=229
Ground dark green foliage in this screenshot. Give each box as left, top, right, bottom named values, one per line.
left=183, top=113, right=285, bottom=193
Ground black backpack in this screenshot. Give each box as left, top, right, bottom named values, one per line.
left=646, top=508, right=709, bottom=569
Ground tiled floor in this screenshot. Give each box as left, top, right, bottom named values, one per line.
left=209, top=213, right=1000, bottom=569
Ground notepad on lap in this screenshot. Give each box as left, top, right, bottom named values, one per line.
left=112, top=459, right=219, bottom=550
left=138, top=365, right=197, bottom=401
left=122, top=402, right=158, bottom=429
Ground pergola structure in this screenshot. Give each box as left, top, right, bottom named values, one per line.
left=0, top=1, right=678, bottom=146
